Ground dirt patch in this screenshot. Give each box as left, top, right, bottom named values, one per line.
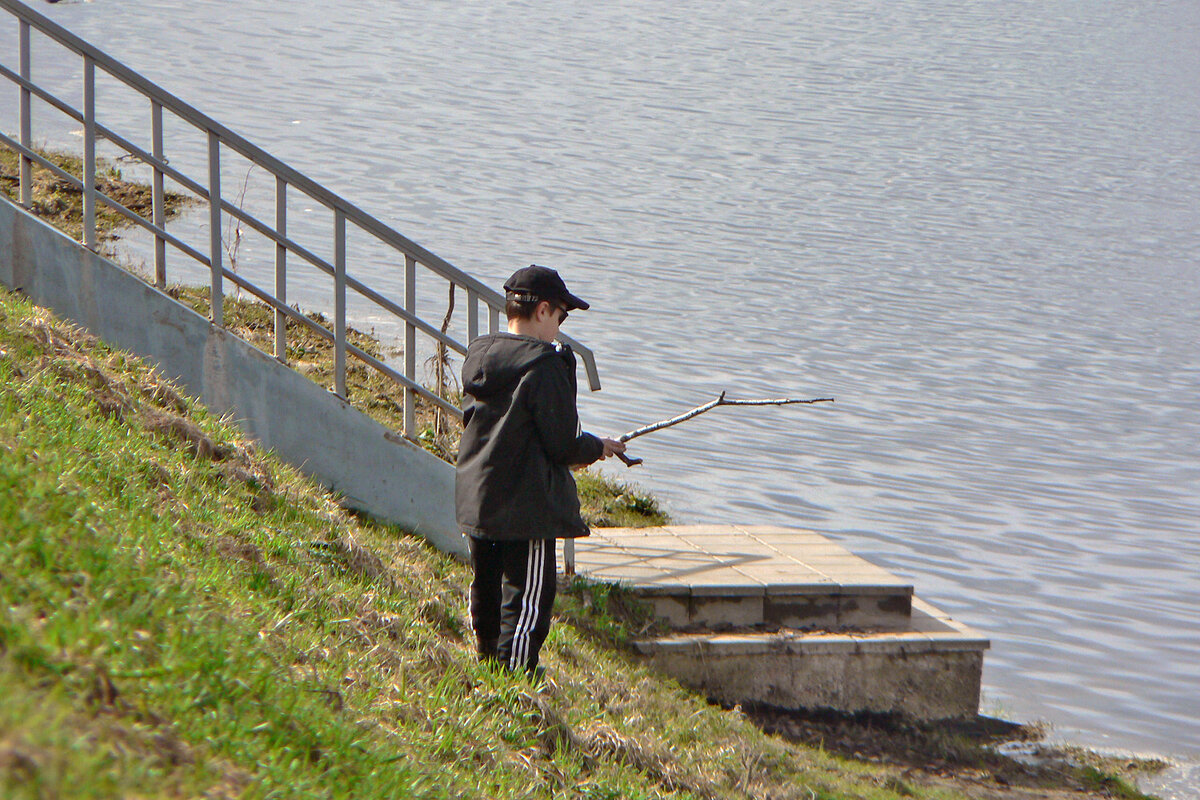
left=0, top=746, right=42, bottom=783
left=744, top=705, right=1159, bottom=799
left=143, top=408, right=232, bottom=461
left=214, top=535, right=267, bottom=569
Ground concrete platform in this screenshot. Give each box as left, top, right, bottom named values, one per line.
left=574, top=525, right=913, bottom=631
left=575, top=525, right=989, bottom=720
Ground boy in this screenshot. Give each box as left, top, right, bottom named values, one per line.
left=456, top=265, right=625, bottom=673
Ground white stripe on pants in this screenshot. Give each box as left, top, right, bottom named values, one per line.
left=510, top=540, right=544, bottom=670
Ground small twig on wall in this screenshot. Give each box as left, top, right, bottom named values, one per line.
left=223, top=164, right=255, bottom=300
left=614, top=391, right=834, bottom=467
left=424, top=283, right=460, bottom=454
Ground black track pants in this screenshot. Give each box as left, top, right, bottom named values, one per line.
left=468, top=537, right=557, bottom=672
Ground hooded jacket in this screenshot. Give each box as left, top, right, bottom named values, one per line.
left=455, top=333, right=605, bottom=541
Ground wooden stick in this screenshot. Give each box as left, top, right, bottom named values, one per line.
left=614, top=392, right=834, bottom=467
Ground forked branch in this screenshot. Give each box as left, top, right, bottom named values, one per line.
left=614, top=391, right=834, bottom=466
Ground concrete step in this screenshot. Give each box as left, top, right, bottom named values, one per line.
left=631, top=598, right=990, bottom=720
left=574, top=525, right=913, bottom=631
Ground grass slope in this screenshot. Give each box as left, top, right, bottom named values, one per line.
left=0, top=289, right=936, bottom=799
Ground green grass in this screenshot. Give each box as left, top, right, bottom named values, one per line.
left=1, top=289, right=951, bottom=799
left=575, top=472, right=668, bottom=528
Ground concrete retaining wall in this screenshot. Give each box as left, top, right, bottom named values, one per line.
left=632, top=604, right=989, bottom=720
left=635, top=631, right=985, bottom=720
left=0, top=196, right=465, bottom=558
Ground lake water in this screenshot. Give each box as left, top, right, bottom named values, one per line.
left=6, top=0, right=1199, bottom=794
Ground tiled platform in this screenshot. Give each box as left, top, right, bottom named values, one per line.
left=573, top=525, right=990, bottom=720
left=573, top=525, right=913, bottom=631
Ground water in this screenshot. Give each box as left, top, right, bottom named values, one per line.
left=4, top=0, right=1198, bottom=793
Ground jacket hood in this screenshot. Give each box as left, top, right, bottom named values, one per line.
left=462, top=334, right=559, bottom=398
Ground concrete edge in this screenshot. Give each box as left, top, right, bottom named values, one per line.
left=633, top=593, right=990, bottom=656
left=633, top=628, right=990, bottom=658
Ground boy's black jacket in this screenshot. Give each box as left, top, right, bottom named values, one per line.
left=456, top=333, right=605, bottom=541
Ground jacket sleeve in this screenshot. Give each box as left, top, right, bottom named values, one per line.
left=527, top=351, right=605, bottom=466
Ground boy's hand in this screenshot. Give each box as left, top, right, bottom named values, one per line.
left=572, top=438, right=627, bottom=468
left=599, top=438, right=626, bottom=460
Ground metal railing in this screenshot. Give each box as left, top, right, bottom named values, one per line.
left=0, top=0, right=601, bottom=442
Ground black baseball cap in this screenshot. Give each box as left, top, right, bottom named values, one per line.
left=503, top=265, right=590, bottom=311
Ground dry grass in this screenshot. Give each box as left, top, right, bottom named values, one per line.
left=0, top=144, right=193, bottom=244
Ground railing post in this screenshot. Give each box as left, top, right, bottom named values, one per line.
left=274, top=177, right=287, bottom=361
left=489, top=306, right=500, bottom=334
left=18, top=20, right=31, bottom=208
left=564, top=539, right=575, bottom=576
left=404, top=254, right=416, bottom=437
left=207, top=131, right=223, bottom=326
left=151, top=100, right=165, bottom=287
left=467, top=289, right=479, bottom=341
left=82, top=57, right=96, bottom=250
left=334, top=210, right=347, bottom=398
